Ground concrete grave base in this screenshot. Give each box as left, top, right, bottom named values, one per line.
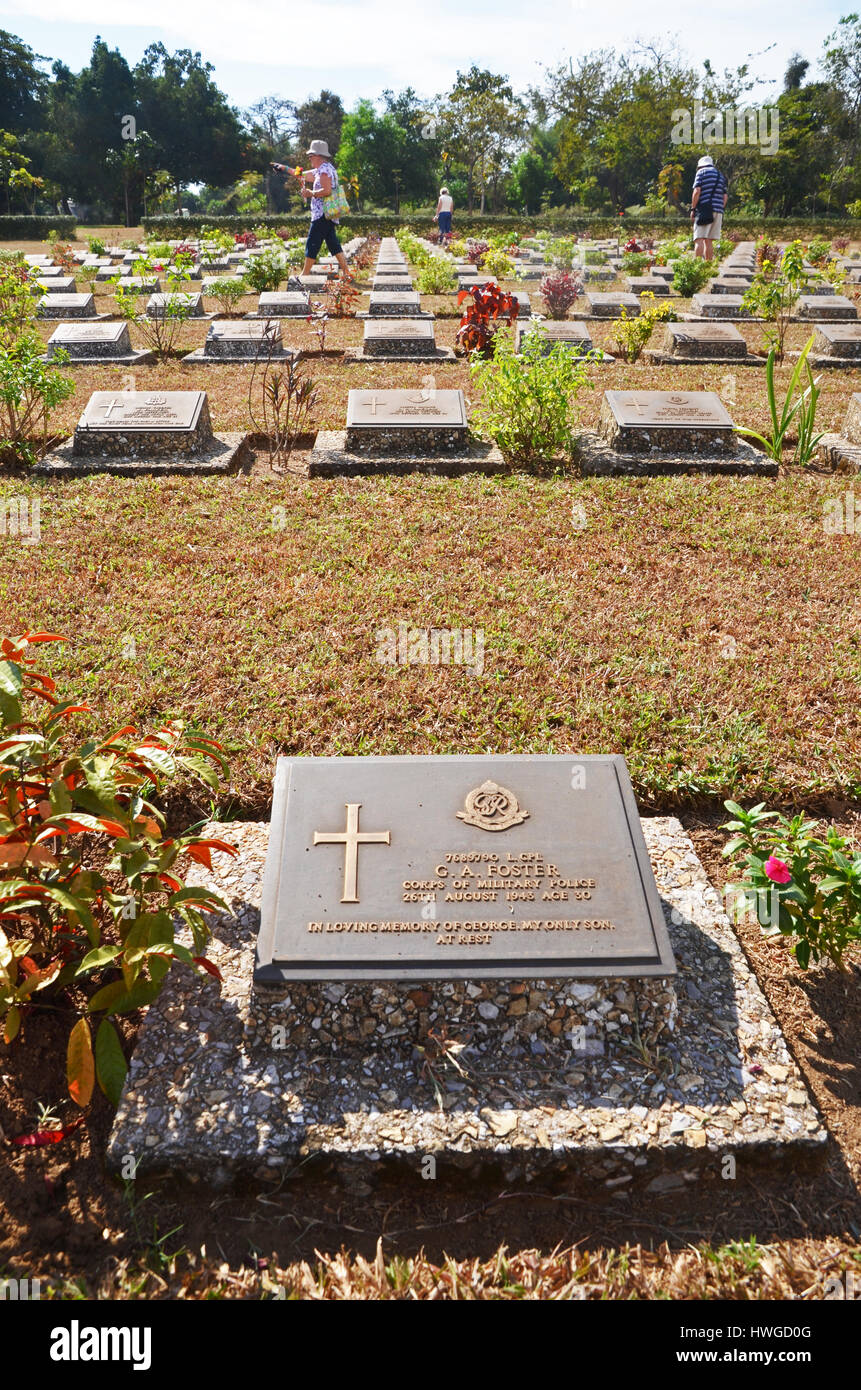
left=645, top=349, right=766, bottom=367
left=181, top=347, right=297, bottom=364
left=342, top=346, right=456, bottom=364
left=817, top=434, right=861, bottom=471
left=308, top=430, right=507, bottom=477
left=36, top=433, right=251, bottom=477
left=39, top=349, right=154, bottom=366
left=574, top=432, right=776, bottom=478
left=106, top=817, right=826, bottom=1185
left=355, top=310, right=435, bottom=321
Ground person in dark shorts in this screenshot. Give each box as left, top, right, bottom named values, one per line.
left=435, top=186, right=454, bottom=244
left=275, top=139, right=353, bottom=279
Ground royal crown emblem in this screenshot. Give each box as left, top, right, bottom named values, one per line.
left=456, top=780, right=529, bottom=832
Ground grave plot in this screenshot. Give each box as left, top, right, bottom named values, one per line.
left=645, top=321, right=765, bottom=365
left=41, top=321, right=154, bottom=366
left=310, top=388, right=506, bottom=476
left=513, top=320, right=614, bottom=361
left=708, top=277, right=753, bottom=294
left=107, top=754, right=823, bottom=1183
left=688, top=293, right=756, bottom=320
left=625, top=276, right=671, bottom=296
left=574, top=389, right=776, bottom=477
left=33, top=275, right=77, bottom=295
left=796, top=295, right=858, bottom=321
left=38, top=390, right=250, bottom=476
left=36, top=292, right=104, bottom=321
left=146, top=291, right=211, bottom=320
left=344, top=318, right=455, bottom=364
left=247, top=291, right=310, bottom=318
left=359, top=290, right=433, bottom=320
left=582, top=292, right=641, bottom=319
left=818, top=393, right=861, bottom=469
left=182, top=318, right=297, bottom=364
left=802, top=322, right=861, bottom=367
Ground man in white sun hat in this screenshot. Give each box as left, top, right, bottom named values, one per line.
left=690, top=154, right=728, bottom=261
left=274, top=138, right=354, bottom=280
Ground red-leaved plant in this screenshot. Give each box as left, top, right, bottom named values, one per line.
left=539, top=269, right=583, bottom=320
left=0, top=632, right=236, bottom=1110
left=235, top=231, right=259, bottom=249
left=455, top=283, right=519, bottom=357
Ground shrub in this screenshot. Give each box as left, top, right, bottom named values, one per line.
left=832, top=235, right=850, bottom=253
left=722, top=800, right=861, bottom=971
left=114, top=265, right=195, bottom=361
left=671, top=255, right=714, bottom=297
left=205, top=277, right=248, bottom=316
left=621, top=251, right=652, bottom=275
left=241, top=250, right=287, bottom=293
left=145, top=241, right=172, bottom=261
left=546, top=237, right=576, bottom=270
left=582, top=248, right=607, bottom=266
left=0, top=215, right=76, bottom=240
left=416, top=259, right=457, bottom=294
left=448, top=238, right=468, bottom=258
left=539, top=269, right=582, bottom=319
left=329, top=278, right=360, bottom=317
left=743, top=240, right=807, bottom=360
left=455, top=282, right=519, bottom=357
left=483, top=248, right=515, bottom=279
left=611, top=292, right=674, bottom=363
left=0, top=337, right=76, bottom=466
left=806, top=238, right=831, bottom=267
left=469, top=327, right=593, bottom=462
left=87, top=237, right=106, bottom=256
left=756, top=235, right=779, bottom=267
left=465, top=238, right=490, bottom=266
left=0, top=632, right=235, bottom=1105
left=234, top=231, right=258, bottom=249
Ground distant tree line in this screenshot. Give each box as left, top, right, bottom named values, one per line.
left=2, top=18, right=861, bottom=225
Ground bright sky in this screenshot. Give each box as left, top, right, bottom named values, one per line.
left=0, top=0, right=849, bottom=111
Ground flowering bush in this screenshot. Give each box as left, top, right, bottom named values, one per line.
left=722, top=800, right=861, bottom=971
left=0, top=632, right=235, bottom=1106
left=623, top=237, right=643, bottom=253
left=539, top=269, right=582, bottom=319
left=611, top=292, right=673, bottom=362
left=483, top=249, right=515, bottom=280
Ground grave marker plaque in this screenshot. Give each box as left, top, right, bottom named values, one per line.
left=345, top=388, right=468, bottom=452
left=254, top=754, right=676, bottom=983
left=600, top=390, right=735, bottom=454
left=73, top=391, right=211, bottom=457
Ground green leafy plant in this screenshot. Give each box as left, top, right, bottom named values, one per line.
left=722, top=800, right=861, bottom=971
left=87, top=237, right=106, bottom=256
left=742, top=241, right=807, bottom=361
left=483, top=249, right=515, bottom=280
left=806, top=238, right=830, bottom=268
left=415, top=258, right=457, bottom=294
left=621, top=251, right=652, bottom=275
left=0, top=632, right=236, bottom=1105
left=735, top=334, right=823, bottom=464
left=205, top=277, right=247, bottom=316
left=241, top=250, right=287, bottom=294
left=611, top=292, right=673, bottom=363
left=0, top=337, right=75, bottom=467
left=581, top=248, right=607, bottom=266
left=468, top=327, right=594, bottom=463
left=671, top=254, right=714, bottom=297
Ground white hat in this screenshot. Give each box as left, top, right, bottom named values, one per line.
left=697, top=155, right=714, bottom=167
left=306, top=139, right=330, bottom=158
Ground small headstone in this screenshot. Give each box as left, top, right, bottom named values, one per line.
left=796, top=295, right=858, bottom=321
left=655, top=321, right=749, bottom=361
left=690, top=293, right=752, bottom=319
left=362, top=319, right=437, bottom=358
left=600, top=390, right=734, bottom=454
left=368, top=290, right=423, bottom=317
left=34, top=276, right=76, bottom=295
left=625, top=277, right=670, bottom=296
left=345, top=389, right=467, bottom=453
left=649, top=266, right=674, bottom=282
left=253, top=291, right=310, bottom=317
left=372, top=274, right=413, bottom=291
left=812, top=322, right=861, bottom=361
left=44, top=322, right=151, bottom=364
left=586, top=292, right=641, bottom=318
left=115, top=276, right=160, bottom=294
left=184, top=318, right=294, bottom=363
left=39, top=389, right=249, bottom=476
left=146, top=292, right=206, bottom=318
left=36, top=293, right=98, bottom=320
left=709, top=277, right=752, bottom=294
left=514, top=321, right=594, bottom=355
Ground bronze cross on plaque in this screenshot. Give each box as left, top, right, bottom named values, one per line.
left=313, top=803, right=391, bottom=903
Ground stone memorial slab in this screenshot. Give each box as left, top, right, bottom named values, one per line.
left=372, top=273, right=413, bottom=291
left=43, top=321, right=153, bottom=365
left=146, top=291, right=207, bottom=318
left=34, top=276, right=76, bottom=294
left=709, top=277, right=752, bottom=294
left=367, top=290, right=422, bottom=317
left=347, top=317, right=454, bottom=363
left=580, top=266, right=615, bottom=282
left=312, top=389, right=504, bottom=475
left=574, top=389, right=772, bottom=477
left=585, top=292, right=641, bottom=318
left=183, top=318, right=295, bottom=363
left=40, top=390, right=249, bottom=476
left=796, top=295, right=858, bottom=321
left=818, top=393, right=861, bottom=468
left=35, top=265, right=63, bottom=277
left=648, top=320, right=758, bottom=364
left=250, top=291, right=310, bottom=318
left=255, top=754, right=676, bottom=984
left=625, top=276, right=670, bottom=296
left=810, top=322, right=861, bottom=364
left=513, top=321, right=607, bottom=358
left=649, top=266, right=675, bottom=282
left=690, top=293, right=753, bottom=319
left=36, top=293, right=100, bottom=320
left=115, top=276, right=160, bottom=294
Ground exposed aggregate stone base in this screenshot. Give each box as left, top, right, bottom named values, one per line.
left=107, top=817, right=826, bottom=1187
left=36, top=433, right=251, bottom=476
left=573, top=431, right=777, bottom=477
left=309, top=430, right=508, bottom=477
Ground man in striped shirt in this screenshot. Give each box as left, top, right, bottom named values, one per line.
left=690, top=155, right=728, bottom=261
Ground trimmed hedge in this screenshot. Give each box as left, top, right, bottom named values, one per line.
left=142, top=210, right=861, bottom=242
left=0, top=215, right=77, bottom=241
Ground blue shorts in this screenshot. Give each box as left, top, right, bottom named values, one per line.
left=438, top=211, right=452, bottom=234
left=305, top=215, right=342, bottom=260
